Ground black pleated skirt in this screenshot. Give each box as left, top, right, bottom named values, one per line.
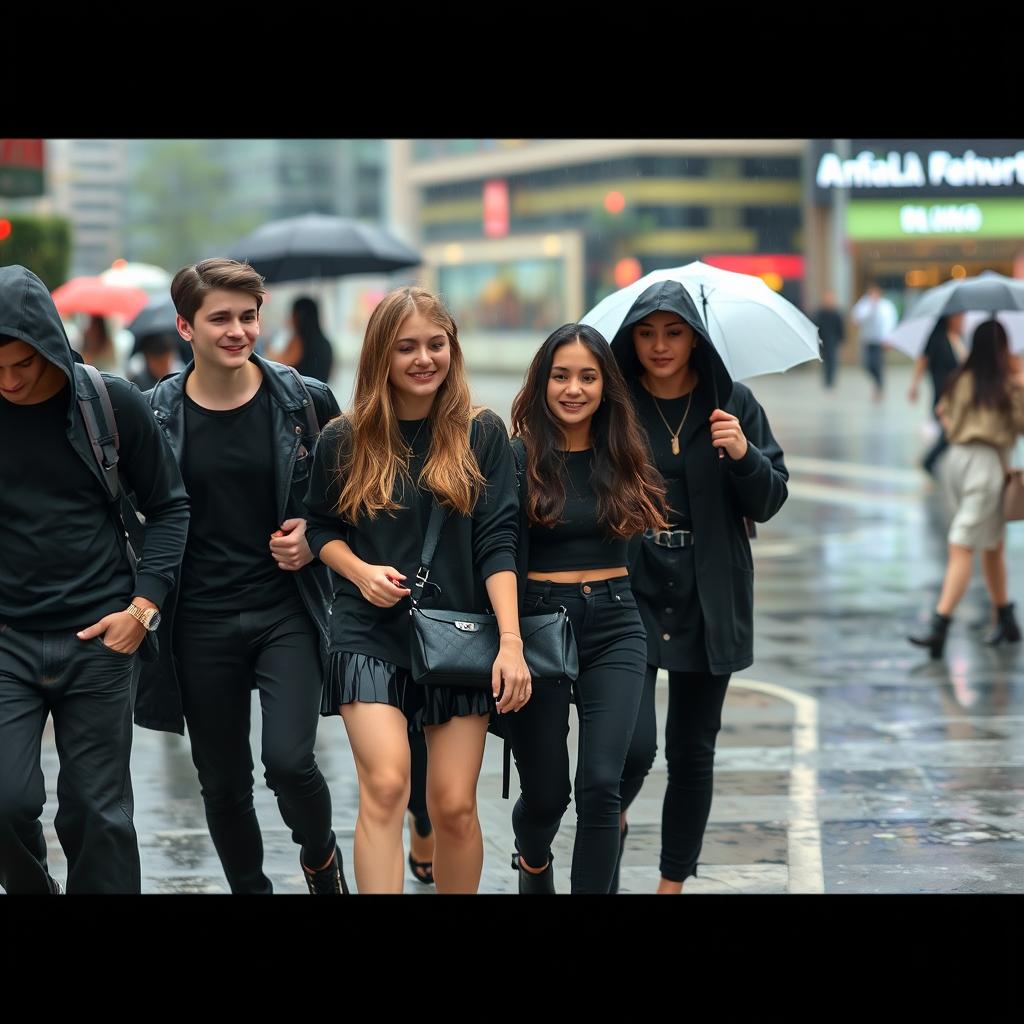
left=321, top=651, right=493, bottom=729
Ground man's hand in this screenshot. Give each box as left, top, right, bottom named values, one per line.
left=270, top=518, right=314, bottom=572
left=77, top=605, right=149, bottom=655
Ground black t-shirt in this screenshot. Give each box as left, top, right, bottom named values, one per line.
left=527, top=450, right=631, bottom=572
left=0, top=381, right=133, bottom=631
left=630, top=380, right=703, bottom=529
left=178, top=381, right=295, bottom=612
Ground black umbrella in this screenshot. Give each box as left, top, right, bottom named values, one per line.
left=127, top=295, right=178, bottom=339
left=126, top=295, right=191, bottom=361
left=226, top=213, right=421, bottom=284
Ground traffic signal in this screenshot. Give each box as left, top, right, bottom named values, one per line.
left=0, top=218, right=11, bottom=241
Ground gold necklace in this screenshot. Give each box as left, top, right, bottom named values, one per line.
left=404, top=418, right=427, bottom=459
left=649, top=388, right=693, bottom=456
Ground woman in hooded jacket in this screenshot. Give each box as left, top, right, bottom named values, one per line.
left=609, top=281, right=789, bottom=894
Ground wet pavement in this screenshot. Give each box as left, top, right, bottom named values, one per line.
left=26, top=360, right=1024, bottom=893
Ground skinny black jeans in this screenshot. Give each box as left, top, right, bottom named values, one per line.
left=503, top=577, right=647, bottom=894
left=0, top=623, right=139, bottom=894
left=175, top=595, right=334, bottom=894
left=620, top=664, right=730, bottom=881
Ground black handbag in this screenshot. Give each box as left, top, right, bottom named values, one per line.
left=409, top=499, right=579, bottom=689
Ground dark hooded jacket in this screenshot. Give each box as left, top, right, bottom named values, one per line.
left=135, top=353, right=340, bottom=733
left=0, top=265, right=189, bottom=633
left=610, top=281, right=788, bottom=675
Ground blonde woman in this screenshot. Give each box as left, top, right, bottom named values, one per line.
left=304, top=287, right=530, bottom=893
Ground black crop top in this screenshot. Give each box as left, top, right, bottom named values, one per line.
left=527, top=450, right=631, bottom=572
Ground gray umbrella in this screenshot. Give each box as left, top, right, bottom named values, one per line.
left=227, top=213, right=421, bottom=283
left=904, top=270, right=1024, bottom=321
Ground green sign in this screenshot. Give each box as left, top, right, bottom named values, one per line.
left=847, top=199, right=1024, bottom=239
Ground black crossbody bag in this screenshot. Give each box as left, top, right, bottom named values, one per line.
left=408, top=427, right=578, bottom=690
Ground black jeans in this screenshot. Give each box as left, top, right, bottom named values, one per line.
left=620, top=665, right=730, bottom=881
left=175, top=597, right=333, bottom=894
left=504, top=577, right=647, bottom=894
left=0, top=622, right=140, bottom=894
left=863, top=342, right=884, bottom=392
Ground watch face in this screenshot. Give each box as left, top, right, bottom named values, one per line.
left=148, top=611, right=162, bottom=631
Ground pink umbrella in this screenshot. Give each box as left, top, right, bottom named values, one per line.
left=52, top=276, right=149, bottom=320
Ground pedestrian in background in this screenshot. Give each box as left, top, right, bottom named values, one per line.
left=909, top=319, right=1024, bottom=657
left=908, top=313, right=965, bottom=477
left=813, top=290, right=845, bottom=390
left=851, top=283, right=898, bottom=401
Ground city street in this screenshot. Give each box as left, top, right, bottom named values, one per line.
left=33, top=358, right=1024, bottom=893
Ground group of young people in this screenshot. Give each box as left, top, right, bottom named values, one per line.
left=0, top=258, right=788, bottom=895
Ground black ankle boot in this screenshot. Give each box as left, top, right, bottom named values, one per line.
left=908, top=611, right=952, bottom=658
left=609, top=823, right=628, bottom=895
left=511, top=851, right=555, bottom=894
left=985, top=603, right=1022, bottom=645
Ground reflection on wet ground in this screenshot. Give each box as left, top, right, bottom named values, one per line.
left=24, top=365, right=1024, bottom=894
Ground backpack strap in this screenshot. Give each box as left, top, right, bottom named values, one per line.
left=76, top=363, right=121, bottom=503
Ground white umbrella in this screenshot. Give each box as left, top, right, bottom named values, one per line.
left=100, top=262, right=172, bottom=296
left=962, top=311, right=1024, bottom=354
left=581, top=262, right=820, bottom=381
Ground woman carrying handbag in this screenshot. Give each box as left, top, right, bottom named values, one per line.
left=503, top=323, right=668, bottom=894
left=304, top=287, right=530, bottom=894
left=909, top=319, right=1024, bottom=657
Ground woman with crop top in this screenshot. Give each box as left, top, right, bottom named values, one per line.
left=503, top=323, right=668, bottom=894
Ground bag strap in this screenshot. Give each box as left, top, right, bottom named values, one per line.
left=76, top=363, right=121, bottom=502
left=411, top=417, right=481, bottom=605
left=286, top=365, right=320, bottom=439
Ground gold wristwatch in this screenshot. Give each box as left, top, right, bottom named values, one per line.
left=125, top=602, right=161, bottom=632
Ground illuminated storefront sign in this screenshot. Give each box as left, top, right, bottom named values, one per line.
left=847, top=199, right=1024, bottom=239
left=818, top=149, right=1024, bottom=190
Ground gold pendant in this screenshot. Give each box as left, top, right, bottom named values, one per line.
left=671, top=436, right=680, bottom=456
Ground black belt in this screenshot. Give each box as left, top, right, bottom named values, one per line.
left=644, top=528, right=694, bottom=548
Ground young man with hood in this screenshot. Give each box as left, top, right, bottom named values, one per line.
left=0, top=265, right=189, bottom=895
left=137, top=259, right=345, bottom=894
left=608, top=280, right=789, bottom=894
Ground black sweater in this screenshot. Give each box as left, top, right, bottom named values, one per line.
left=0, top=265, right=189, bottom=631
left=304, top=408, right=518, bottom=668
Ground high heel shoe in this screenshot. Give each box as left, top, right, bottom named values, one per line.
left=407, top=813, right=434, bottom=885
left=908, top=611, right=951, bottom=658
left=511, top=851, right=555, bottom=894
left=985, top=602, right=1022, bottom=646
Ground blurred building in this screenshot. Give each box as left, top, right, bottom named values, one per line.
left=807, top=139, right=1024, bottom=316
left=388, top=139, right=806, bottom=368
left=6, top=139, right=129, bottom=276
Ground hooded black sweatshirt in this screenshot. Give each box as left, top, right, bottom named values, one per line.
left=0, top=265, right=189, bottom=631
left=609, top=280, right=789, bottom=674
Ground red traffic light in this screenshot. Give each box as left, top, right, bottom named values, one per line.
left=0, top=219, right=11, bottom=241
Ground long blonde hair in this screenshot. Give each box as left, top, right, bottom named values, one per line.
left=336, top=287, right=485, bottom=521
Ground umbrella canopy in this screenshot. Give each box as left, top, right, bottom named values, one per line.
left=127, top=295, right=178, bottom=339
left=962, top=311, right=1024, bottom=354
left=581, top=262, right=820, bottom=381
left=227, top=213, right=421, bottom=283
left=100, top=262, right=172, bottom=295
left=888, top=271, right=1024, bottom=358
left=51, top=276, right=150, bottom=320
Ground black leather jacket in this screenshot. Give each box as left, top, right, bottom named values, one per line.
left=134, top=354, right=340, bottom=733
